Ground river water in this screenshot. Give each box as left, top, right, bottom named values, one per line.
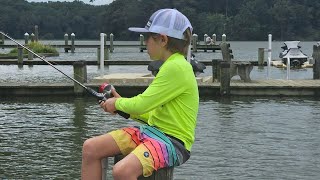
left=1, top=41, right=320, bottom=179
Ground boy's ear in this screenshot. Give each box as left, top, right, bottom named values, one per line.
left=160, top=34, right=168, bottom=46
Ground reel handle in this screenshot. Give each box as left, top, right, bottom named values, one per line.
left=98, top=83, right=130, bottom=119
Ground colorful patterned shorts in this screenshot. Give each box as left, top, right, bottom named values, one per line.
left=109, top=125, right=190, bottom=177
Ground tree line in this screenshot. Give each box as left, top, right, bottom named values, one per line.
left=0, top=0, right=319, bottom=41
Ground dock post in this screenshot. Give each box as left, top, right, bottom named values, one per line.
left=24, top=33, right=29, bottom=45
left=204, top=34, right=208, bottom=44
left=222, top=34, right=227, bottom=42
left=34, top=25, right=39, bottom=42
left=220, top=61, right=230, bottom=95
left=28, top=51, right=33, bottom=60
left=17, top=46, right=24, bottom=64
left=110, top=33, right=114, bottom=53
left=192, top=34, right=197, bottom=52
left=71, top=33, right=75, bottom=53
left=30, top=33, right=35, bottom=43
left=258, top=48, right=265, bottom=68
left=97, top=47, right=109, bottom=64
left=0, top=33, right=4, bottom=44
left=212, top=34, right=216, bottom=45
left=64, top=33, right=69, bottom=52
left=312, top=44, right=320, bottom=79
left=140, top=34, right=144, bottom=52
left=73, top=61, right=87, bottom=95
left=212, top=59, right=221, bottom=82
left=219, top=42, right=232, bottom=95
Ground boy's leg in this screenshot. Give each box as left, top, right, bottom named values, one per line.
left=81, top=133, right=121, bottom=180
left=112, top=153, right=143, bottom=180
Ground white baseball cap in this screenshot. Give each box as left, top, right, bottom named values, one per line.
left=128, top=8, right=193, bottom=40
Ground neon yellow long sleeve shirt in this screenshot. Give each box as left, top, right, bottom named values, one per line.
left=115, top=53, right=199, bottom=151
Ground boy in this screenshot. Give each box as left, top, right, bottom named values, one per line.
left=81, top=8, right=199, bottom=180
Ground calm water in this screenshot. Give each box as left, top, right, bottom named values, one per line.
left=0, top=96, right=320, bottom=179
left=1, top=41, right=320, bottom=179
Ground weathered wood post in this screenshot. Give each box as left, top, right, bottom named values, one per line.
left=192, top=34, right=197, bottom=53
left=24, top=33, right=29, bottom=45
left=204, top=34, right=208, bottom=44
left=212, top=59, right=221, bottom=82
left=64, top=33, right=69, bottom=53
left=140, top=34, right=144, bottom=52
left=71, top=33, right=75, bottom=53
left=0, top=33, right=4, bottom=44
left=219, top=42, right=232, bottom=95
left=258, top=48, right=265, bottom=68
left=106, top=154, right=173, bottom=180
left=222, top=34, right=227, bottom=42
left=34, top=25, right=39, bottom=42
left=312, top=44, right=320, bottom=79
left=97, top=47, right=109, bottom=63
left=110, top=33, right=114, bottom=53
left=73, top=61, right=87, bottom=95
left=30, top=33, right=35, bottom=42
left=212, top=34, right=216, bottom=45
left=17, top=46, right=24, bottom=64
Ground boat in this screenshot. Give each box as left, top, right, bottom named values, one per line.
left=279, top=41, right=308, bottom=68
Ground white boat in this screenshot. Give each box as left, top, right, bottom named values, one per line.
left=279, top=41, right=308, bottom=67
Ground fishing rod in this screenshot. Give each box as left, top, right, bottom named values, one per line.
left=0, top=31, right=130, bottom=119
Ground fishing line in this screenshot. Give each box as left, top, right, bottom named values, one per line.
left=0, top=31, right=129, bottom=119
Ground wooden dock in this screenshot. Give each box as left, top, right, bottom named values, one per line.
left=1, top=79, right=320, bottom=97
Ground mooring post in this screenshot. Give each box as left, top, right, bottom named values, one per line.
left=222, top=34, right=227, bottom=42
left=108, top=154, right=173, bottom=180
left=212, top=59, right=221, bottom=82
left=64, top=33, right=69, bottom=53
left=312, top=44, right=320, bottom=79
left=258, top=48, right=265, bottom=68
left=109, top=33, right=114, bottom=53
left=73, top=61, right=87, bottom=95
left=24, top=33, right=29, bottom=45
left=34, top=25, right=39, bottom=42
left=192, top=34, right=197, bottom=53
left=219, top=42, right=232, bottom=95
left=71, top=33, right=75, bottom=53
left=140, top=34, right=144, bottom=52
left=0, top=33, right=4, bottom=44
left=212, top=34, right=216, bottom=45
left=30, top=33, right=35, bottom=43
left=17, top=46, right=23, bottom=64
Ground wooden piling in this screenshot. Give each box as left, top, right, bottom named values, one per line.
left=28, top=51, right=33, bottom=60
left=219, top=42, right=232, bottom=95
left=30, top=33, right=35, bottom=42
left=34, top=25, right=39, bottom=42
left=71, top=33, right=75, bottom=53
left=192, top=34, right=197, bottom=52
left=97, top=47, right=109, bottom=63
left=212, top=59, right=221, bottom=82
left=0, top=33, right=4, bottom=44
left=212, top=34, right=216, bottom=45
left=73, top=61, right=87, bottom=95
left=17, top=46, right=23, bottom=64
left=222, top=34, right=227, bottom=42
left=313, top=44, right=320, bottom=79
left=24, top=33, right=29, bottom=45
left=140, top=34, right=144, bottom=52
left=258, top=48, right=265, bottom=68
left=64, top=33, right=69, bottom=53
left=110, top=33, right=114, bottom=53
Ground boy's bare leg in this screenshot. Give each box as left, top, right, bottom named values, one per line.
left=113, top=153, right=143, bottom=180
left=81, top=134, right=121, bottom=180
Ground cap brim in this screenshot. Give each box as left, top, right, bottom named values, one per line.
left=128, top=27, right=150, bottom=33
